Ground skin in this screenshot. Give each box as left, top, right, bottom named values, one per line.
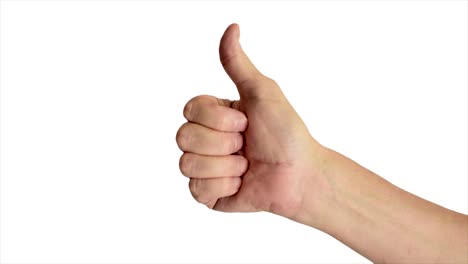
left=176, top=24, right=468, bottom=263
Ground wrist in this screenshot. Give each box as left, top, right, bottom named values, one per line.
left=287, top=144, right=340, bottom=231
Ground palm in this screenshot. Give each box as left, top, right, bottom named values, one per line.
left=215, top=97, right=314, bottom=216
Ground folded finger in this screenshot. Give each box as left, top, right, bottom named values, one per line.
left=184, top=95, right=247, bottom=132
left=189, top=177, right=242, bottom=206
left=179, top=153, right=248, bottom=178
left=176, top=122, right=243, bottom=155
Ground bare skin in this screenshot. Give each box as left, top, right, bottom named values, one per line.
left=175, top=24, right=468, bottom=263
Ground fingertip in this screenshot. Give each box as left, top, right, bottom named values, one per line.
left=233, top=176, right=242, bottom=190
left=230, top=23, right=240, bottom=39
left=237, top=155, right=249, bottom=176
left=219, top=23, right=241, bottom=63
left=232, top=132, right=244, bottom=154
left=235, top=115, right=248, bottom=132
left=227, top=23, right=240, bottom=40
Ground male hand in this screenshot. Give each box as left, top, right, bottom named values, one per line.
left=176, top=24, right=329, bottom=219
left=175, top=24, right=468, bottom=263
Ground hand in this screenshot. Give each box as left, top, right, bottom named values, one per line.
left=176, top=24, right=468, bottom=263
left=176, top=24, right=329, bottom=220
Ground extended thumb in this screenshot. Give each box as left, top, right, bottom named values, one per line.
left=219, top=24, right=267, bottom=98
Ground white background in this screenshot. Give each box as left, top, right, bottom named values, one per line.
left=1, top=1, right=467, bottom=263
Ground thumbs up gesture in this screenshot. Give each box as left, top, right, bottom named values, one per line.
left=176, top=24, right=327, bottom=219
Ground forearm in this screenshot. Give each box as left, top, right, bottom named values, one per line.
left=294, top=146, right=468, bottom=263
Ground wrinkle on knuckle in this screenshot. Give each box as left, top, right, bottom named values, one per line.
left=176, top=123, right=193, bottom=150
left=204, top=200, right=216, bottom=209
left=236, top=76, right=262, bottom=92
left=185, top=95, right=208, bottom=119
left=179, top=154, right=192, bottom=176
left=216, top=98, right=232, bottom=107
left=175, top=126, right=184, bottom=148
left=220, top=53, right=237, bottom=69
left=230, top=100, right=241, bottom=111
left=183, top=101, right=194, bottom=120
left=189, top=179, right=201, bottom=202
left=190, top=179, right=211, bottom=204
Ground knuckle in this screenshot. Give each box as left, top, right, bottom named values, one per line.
left=189, top=179, right=206, bottom=203
left=189, top=179, right=199, bottom=200
left=176, top=127, right=183, bottom=146
left=237, top=77, right=262, bottom=91
left=179, top=153, right=192, bottom=177
left=176, top=123, right=192, bottom=149
left=230, top=100, right=241, bottom=111
left=184, top=95, right=206, bottom=120
left=192, top=95, right=207, bottom=101
left=183, top=101, right=194, bottom=120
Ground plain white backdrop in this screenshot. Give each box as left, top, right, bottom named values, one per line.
left=1, top=0, right=467, bottom=263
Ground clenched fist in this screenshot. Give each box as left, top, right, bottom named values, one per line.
left=175, top=24, right=328, bottom=220
left=175, top=23, right=468, bottom=263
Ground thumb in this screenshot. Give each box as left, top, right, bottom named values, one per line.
left=219, top=23, right=274, bottom=99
